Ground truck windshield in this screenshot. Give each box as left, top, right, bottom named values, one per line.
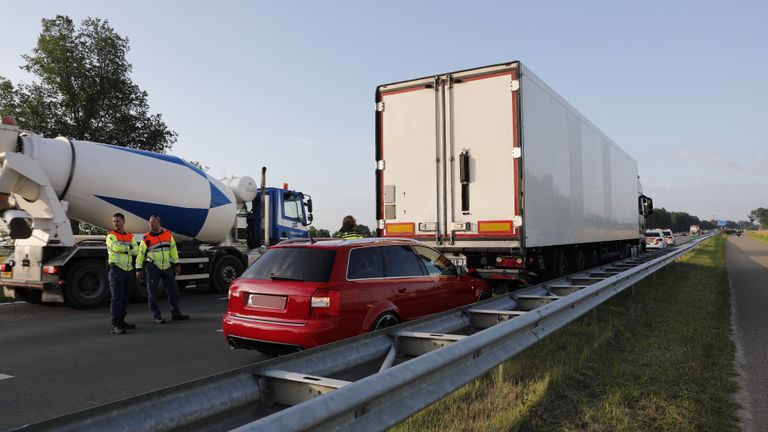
left=283, top=192, right=305, bottom=221
left=241, top=248, right=335, bottom=282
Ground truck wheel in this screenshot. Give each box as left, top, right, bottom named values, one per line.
left=131, top=277, right=149, bottom=303
left=210, top=255, right=244, bottom=294
left=64, top=260, right=110, bottom=309
left=14, top=288, right=43, bottom=304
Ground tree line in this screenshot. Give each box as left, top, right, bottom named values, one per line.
left=647, top=208, right=768, bottom=232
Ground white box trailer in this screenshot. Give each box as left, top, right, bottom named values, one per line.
left=375, top=61, right=653, bottom=284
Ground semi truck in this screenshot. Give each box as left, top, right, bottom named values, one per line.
left=375, top=61, right=653, bottom=287
left=0, top=116, right=313, bottom=308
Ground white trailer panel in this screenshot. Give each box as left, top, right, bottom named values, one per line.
left=519, top=64, right=638, bottom=247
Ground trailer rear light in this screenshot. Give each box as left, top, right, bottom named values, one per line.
left=310, top=288, right=341, bottom=318
left=495, top=256, right=524, bottom=269
left=0, top=262, right=12, bottom=271
left=1, top=116, right=17, bottom=126
left=43, top=265, right=59, bottom=274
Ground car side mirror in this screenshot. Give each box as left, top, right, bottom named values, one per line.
left=456, top=265, right=467, bottom=276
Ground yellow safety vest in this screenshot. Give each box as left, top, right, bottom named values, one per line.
left=106, top=230, right=139, bottom=271
left=136, top=230, right=179, bottom=271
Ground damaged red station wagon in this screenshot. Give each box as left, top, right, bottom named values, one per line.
left=222, top=238, right=490, bottom=355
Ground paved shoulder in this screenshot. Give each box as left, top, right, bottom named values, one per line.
left=726, top=235, right=768, bottom=432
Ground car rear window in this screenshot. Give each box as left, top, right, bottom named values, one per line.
left=241, top=248, right=336, bottom=282
left=645, top=232, right=661, bottom=237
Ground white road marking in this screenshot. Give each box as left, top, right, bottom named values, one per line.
left=218, top=297, right=227, bottom=300
left=0, top=301, right=26, bottom=306
left=216, top=329, right=223, bottom=332
left=0, top=374, right=14, bottom=381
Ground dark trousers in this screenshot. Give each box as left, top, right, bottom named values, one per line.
left=145, top=262, right=182, bottom=319
left=108, top=265, right=133, bottom=324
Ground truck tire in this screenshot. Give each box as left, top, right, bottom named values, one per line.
left=210, top=255, right=244, bottom=294
left=131, top=277, right=148, bottom=303
left=14, top=288, right=43, bottom=304
left=64, top=260, right=110, bottom=309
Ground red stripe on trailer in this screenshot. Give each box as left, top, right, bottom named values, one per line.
left=379, top=85, right=431, bottom=96
left=459, top=70, right=515, bottom=83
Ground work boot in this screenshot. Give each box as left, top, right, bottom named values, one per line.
left=171, top=314, right=190, bottom=321
left=154, top=317, right=166, bottom=324
left=110, top=326, right=126, bottom=335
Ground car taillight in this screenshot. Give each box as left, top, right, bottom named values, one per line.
left=43, top=265, right=59, bottom=274
left=0, top=262, right=12, bottom=272
left=654, top=238, right=661, bottom=244
left=496, top=256, right=524, bottom=269
left=227, top=282, right=239, bottom=301
left=310, top=288, right=341, bottom=318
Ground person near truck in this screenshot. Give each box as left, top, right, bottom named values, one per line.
left=336, top=215, right=363, bottom=239
left=135, top=215, right=189, bottom=324
left=106, top=212, right=139, bottom=334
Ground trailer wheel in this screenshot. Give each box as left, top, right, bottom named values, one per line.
left=210, top=255, right=244, bottom=294
left=64, top=260, right=109, bottom=309
left=14, top=288, right=43, bottom=304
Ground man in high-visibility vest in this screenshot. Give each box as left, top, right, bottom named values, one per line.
left=106, top=212, right=139, bottom=334
left=335, top=215, right=363, bottom=239
left=135, top=215, right=189, bottom=324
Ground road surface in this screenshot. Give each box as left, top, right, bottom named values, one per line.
left=726, top=235, right=768, bottom=432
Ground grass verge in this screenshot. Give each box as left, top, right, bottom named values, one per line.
left=394, top=235, right=738, bottom=432
left=746, top=230, right=768, bottom=244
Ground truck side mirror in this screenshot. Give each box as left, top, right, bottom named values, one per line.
left=306, top=198, right=313, bottom=214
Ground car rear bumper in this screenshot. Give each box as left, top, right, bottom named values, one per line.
left=222, top=312, right=340, bottom=350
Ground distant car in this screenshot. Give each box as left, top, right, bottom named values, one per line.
left=661, top=229, right=675, bottom=246
left=222, top=238, right=491, bottom=355
left=644, top=231, right=667, bottom=249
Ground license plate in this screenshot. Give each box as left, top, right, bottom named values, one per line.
left=247, top=294, right=287, bottom=309
left=1, top=271, right=11, bottom=278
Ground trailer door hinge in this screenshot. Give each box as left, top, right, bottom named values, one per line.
left=376, top=101, right=385, bottom=112
left=513, top=216, right=523, bottom=228
left=510, top=80, right=520, bottom=92
left=376, top=160, right=385, bottom=170
left=377, top=219, right=385, bottom=230
left=511, top=147, right=521, bottom=159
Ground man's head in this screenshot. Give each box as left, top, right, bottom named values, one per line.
left=342, top=215, right=356, bottom=230
left=149, top=215, right=161, bottom=232
left=112, top=213, right=125, bottom=232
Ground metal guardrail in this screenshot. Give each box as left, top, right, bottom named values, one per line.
left=20, top=235, right=712, bottom=432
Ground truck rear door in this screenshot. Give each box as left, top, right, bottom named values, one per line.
left=377, top=63, right=522, bottom=245
left=376, top=77, right=442, bottom=241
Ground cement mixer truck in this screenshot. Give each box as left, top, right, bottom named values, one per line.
left=0, top=117, right=313, bottom=308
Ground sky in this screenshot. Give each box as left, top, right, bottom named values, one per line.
left=1, top=0, right=766, bottom=229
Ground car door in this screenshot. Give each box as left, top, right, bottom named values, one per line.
left=380, top=245, right=438, bottom=319
left=413, top=245, right=476, bottom=309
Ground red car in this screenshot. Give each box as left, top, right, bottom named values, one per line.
left=223, top=238, right=490, bottom=355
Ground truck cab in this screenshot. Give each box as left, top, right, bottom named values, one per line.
left=240, top=187, right=313, bottom=249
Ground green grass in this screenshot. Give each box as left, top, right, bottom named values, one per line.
left=746, top=230, right=768, bottom=244
left=394, top=235, right=738, bottom=432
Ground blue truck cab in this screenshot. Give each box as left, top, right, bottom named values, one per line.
left=245, top=187, right=313, bottom=248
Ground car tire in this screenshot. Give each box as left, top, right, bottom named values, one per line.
left=14, top=288, right=43, bottom=304
left=370, top=312, right=400, bottom=332
left=477, top=291, right=492, bottom=302
left=63, top=260, right=110, bottom=309
left=210, top=255, right=244, bottom=294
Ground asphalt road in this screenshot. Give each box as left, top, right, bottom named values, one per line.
left=0, top=290, right=267, bottom=431
left=726, top=235, right=768, bottom=432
